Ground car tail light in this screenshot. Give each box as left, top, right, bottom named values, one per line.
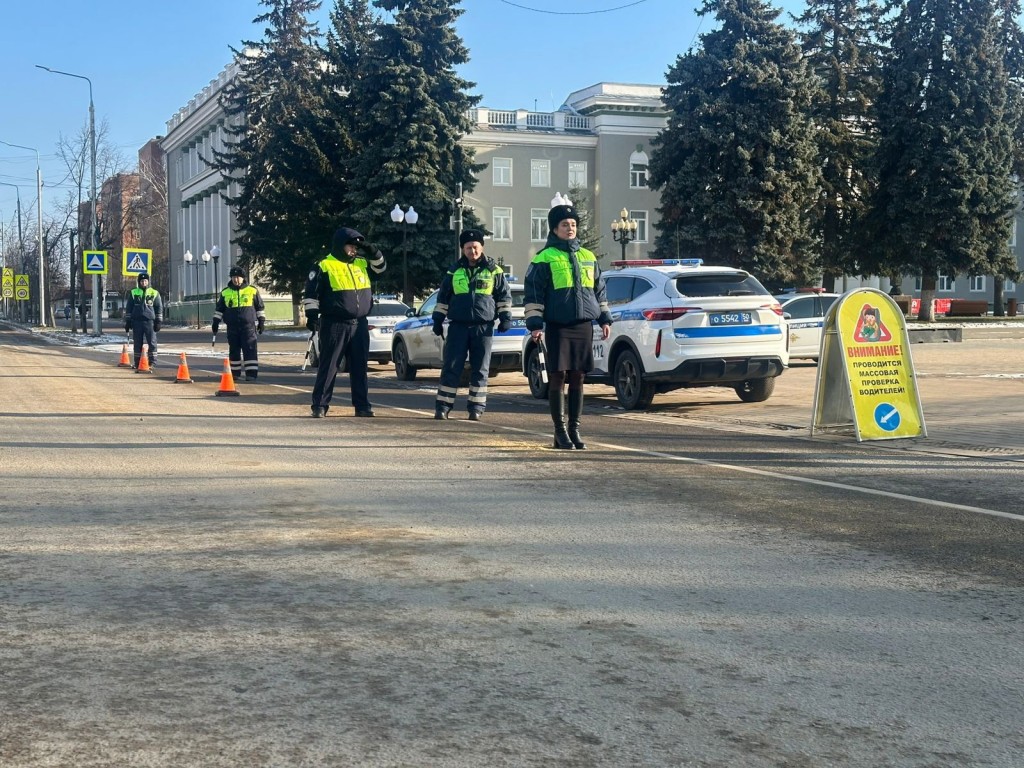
left=642, top=307, right=695, bottom=321
left=762, top=302, right=784, bottom=317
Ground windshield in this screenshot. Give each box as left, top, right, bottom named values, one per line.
left=369, top=302, right=410, bottom=317
left=675, top=273, right=770, bottom=298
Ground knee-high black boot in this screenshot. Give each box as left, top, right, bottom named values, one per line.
left=567, top=388, right=586, bottom=450
left=549, top=388, right=575, bottom=449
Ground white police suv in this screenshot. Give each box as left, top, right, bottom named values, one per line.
left=522, top=259, right=789, bottom=409
left=392, top=283, right=528, bottom=381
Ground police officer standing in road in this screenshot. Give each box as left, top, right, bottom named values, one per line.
left=212, top=266, right=267, bottom=381
left=303, top=226, right=387, bottom=418
left=432, top=229, right=512, bottom=421
left=124, top=271, right=163, bottom=370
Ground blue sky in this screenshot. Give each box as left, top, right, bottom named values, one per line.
left=0, top=0, right=800, bottom=223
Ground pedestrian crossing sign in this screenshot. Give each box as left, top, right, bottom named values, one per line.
left=83, top=250, right=109, bottom=275
left=122, top=248, right=153, bottom=277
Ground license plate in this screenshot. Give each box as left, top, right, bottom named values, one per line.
left=709, top=312, right=752, bottom=326
left=379, top=327, right=394, bottom=334
left=511, top=318, right=526, bottom=328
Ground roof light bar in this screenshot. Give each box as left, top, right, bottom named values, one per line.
left=610, top=258, right=703, bottom=268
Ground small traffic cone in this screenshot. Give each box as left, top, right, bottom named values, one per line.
left=118, top=343, right=132, bottom=367
left=174, top=352, right=194, bottom=383
left=215, top=357, right=241, bottom=397
left=135, top=344, right=153, bottom=374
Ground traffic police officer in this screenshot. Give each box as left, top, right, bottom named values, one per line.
left=212, top=266, right=266, bottom=381
left=302, top=226, right=387, bottom=418
left=432, top=229, right=512, bottom=421
left=124, top=271, right=163, bottom=369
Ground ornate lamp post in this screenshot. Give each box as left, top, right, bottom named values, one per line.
left=390, top=204, right=418, bottom=305
left=209, top=245, right=221, bottom=288
left=610, top=207, right=638, bottom=260
left=183, top=249, right=210, bottom=328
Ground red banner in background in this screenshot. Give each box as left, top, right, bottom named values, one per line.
left=909, top=298, right=952, bottom=315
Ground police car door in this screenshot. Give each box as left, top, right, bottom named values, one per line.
left=600, top=275, right=638, bottom=376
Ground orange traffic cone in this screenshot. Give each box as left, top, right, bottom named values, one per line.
left=215, top=357, right=240, bottom=397
left=135, top=344, right=153, bottom=374
left=118, top=343, right=132, bottom=367
left=174, top=352, right=194, bottom=383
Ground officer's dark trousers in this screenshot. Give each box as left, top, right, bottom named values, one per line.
left=312, top=316, right=372, bottom=411
left=436, top=322, right=493, bottom=414
left=228, top=325, right=259, bottom=380
left=132, top=320, right=157, bottom=368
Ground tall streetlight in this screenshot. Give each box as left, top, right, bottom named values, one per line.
left=0, top=141, right=44, bottom=325
left=183, top=249, right=210, bottom=328
left=36, top=65, right=100, bottom=335
left=610, top=207, right=638, bottom=261
left=390, top=204, right=419, bottom=306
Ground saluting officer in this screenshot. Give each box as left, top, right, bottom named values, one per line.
left=212, top=266, right=266, bottom=381
left=124, top=271, right=163, bottom=369
left=432, top=229, right=512, bottom=421
left=302, top=226, right=387, bottom=418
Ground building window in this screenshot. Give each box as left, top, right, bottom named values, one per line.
left=969, top=275, right=985, bottom=292
left=937, top=273, right=954, bottom=292
left=530, top=159, right=550, bottom=188
left=493, top=207, right=512, bottom=241
left=629, top=210, right=649, bottom=242
left=1011, top=218, right=1018, bottom=248
left=530, top=208, right=548, bottom=241
left=492, top=158, right=512, bottom=187
left=1006, top=278, right=1017, bottom=292
left=568, top=161, right=587, bottom=188
left=629, top=148, right=649, bottom=189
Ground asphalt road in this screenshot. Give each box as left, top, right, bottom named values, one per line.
left=2, top=322, right=1023, bottom=767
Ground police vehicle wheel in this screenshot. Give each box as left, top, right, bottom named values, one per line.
left=393, top=339, right=417, bottom=381
left=735, top=377, right=775, bottom=403
left=613, top=349, right=656, bottom=410
left=525, top=346, right=549, bottom=400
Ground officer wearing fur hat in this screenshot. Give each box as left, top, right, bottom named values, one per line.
left=302, top=226, right=387, bottom=418
left=431, top=229, right=512, bottom=421
left=124, top=271, right=163, bottom=369
left=524, top=203, right=612, bottom=449
left=212, top=265, right=266, bottom=381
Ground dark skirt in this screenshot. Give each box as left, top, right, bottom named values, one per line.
left=544, top=320, right=595, bottom=373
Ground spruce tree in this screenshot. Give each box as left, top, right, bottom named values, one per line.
left=567, top=183, right=605, bottom=262
left=214, top=0, right=333, bottom=309
left=344, top=0, right=483, bottom=304
left=865, top=0, right=1017, bottom=320
left=648, top=0, right=822, bottom=286
left=796, top=0, right=887, bottom=289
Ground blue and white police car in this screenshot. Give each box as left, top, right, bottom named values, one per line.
left=774, top=290, right=839, bottom=361
left=391, top=283, right=528, bottom=381
left=522, top=259, right=789, bottom=409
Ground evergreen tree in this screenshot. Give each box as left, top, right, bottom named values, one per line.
left=214, top=0, right=333, bottom=308
left=796, top=0, right=887, bottom=288
left=344, top=0, right=483, bottom=304
left=566, top=183, right=605, bottom=262
left=865, top=0, right=1017, bottom=320
left=648, top=0, right=822, bottom=286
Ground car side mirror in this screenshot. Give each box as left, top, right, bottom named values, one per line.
left=783, top=312, right=792, bottom=320
left=406, top=309, right=416, bottom=318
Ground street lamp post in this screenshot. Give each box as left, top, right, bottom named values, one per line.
left=37, top=65, right=100, bottom=334
left=209, top=245, right=221, bottom=288
left=389, top=204, right=419, bottom=306
left=610, top=207, right=639, bottom=260
left=183, top=249, right=210, bottom=328
left=0, top=141, right=44, bottom=326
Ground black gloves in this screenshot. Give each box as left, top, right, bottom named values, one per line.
left=497, top=317, right=511, bottom=333
left=153, top=321, right=161, bottom=332
left=306, top=312, right=319, bottom=332
left=432, top=319, right=444, bottom=337
left=211, top=319, right=220, bottom=335
left=124, top=321, right=131, bottom=333
left=257, top=318, right=265, bottom=335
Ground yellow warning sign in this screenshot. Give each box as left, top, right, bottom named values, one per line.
left=14, top=274, right=29, bottom=301
left=812, top=288, right=926, bottom=441
left=122, top=248, right=152, bottom=277
left=83, top=250, right=109, bottom=275
left=1, top=267, right=12, bottom=298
